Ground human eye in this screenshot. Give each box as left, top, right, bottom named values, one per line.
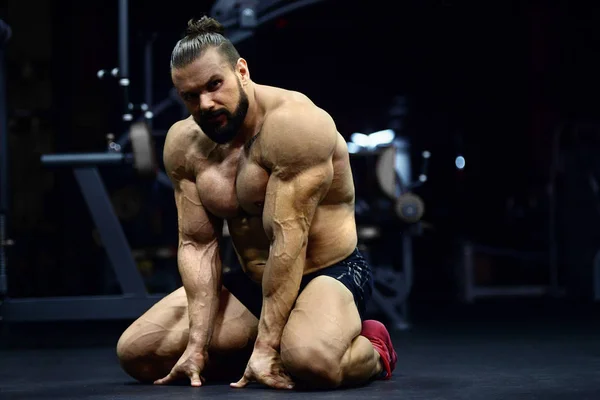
left=182, top=92, right=197, bottom=102
left=207, top=79, right=223, bottom=91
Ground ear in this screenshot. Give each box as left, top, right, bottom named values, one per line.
left=236, top=58, right=250, bottom=85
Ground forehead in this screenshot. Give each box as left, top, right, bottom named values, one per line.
left=172, top=48, right=232, bottom=88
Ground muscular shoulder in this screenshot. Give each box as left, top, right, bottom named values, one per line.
left=163, top=117, right=203, bottom=182
left=260, top=102, right=338, bottom=176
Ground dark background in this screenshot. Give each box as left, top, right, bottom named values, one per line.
left=2, top=0, right=600, bottom=319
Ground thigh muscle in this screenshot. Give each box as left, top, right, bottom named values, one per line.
left=281, top=276, right=362, bottom=360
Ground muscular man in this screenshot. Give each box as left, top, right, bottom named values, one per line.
left=116, top=16, right=397, bottom=390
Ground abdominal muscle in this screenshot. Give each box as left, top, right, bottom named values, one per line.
left=227, top=205, right=358, bottom=284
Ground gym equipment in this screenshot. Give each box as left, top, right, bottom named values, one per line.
left=394, top=193, right=425, bottom=224
left=354, top=138, right=431, bottom=330
left=376, top=144, right=428, bottom=224
left=0, top=3, right=167, bottom=320
left=95, top=0, right=175, bottom=189
left=41, top=122, right=157, bottom=177
left=0, top=122, right=165, bottom=321
left=0, top=1, right=173, bottom=322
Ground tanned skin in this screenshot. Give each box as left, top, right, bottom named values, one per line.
left=116, top=47, right=382, bottom=390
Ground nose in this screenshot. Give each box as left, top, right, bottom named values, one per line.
left=199, top=92, right=215, bottom=113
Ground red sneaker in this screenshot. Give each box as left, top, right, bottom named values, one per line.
left=360, top=320, right=398, bottom=380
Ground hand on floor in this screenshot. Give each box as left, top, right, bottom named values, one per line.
left=231, top=345, right=294, bottom=390
left=154, top=344, right=207, bottom=387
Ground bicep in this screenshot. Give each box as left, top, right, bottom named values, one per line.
left=260, top=107, right=338, bottom=239
left=174, top=179, right=222, bottom=244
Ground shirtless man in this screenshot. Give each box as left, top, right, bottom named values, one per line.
left=116, top=16, right=397, bottom=390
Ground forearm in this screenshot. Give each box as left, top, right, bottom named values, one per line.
left=257, top=233, right=306, bottom=350
left=178, top=239, right=222, bottom=349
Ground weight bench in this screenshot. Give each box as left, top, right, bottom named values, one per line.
left=0, top=123, right=167, bottom=321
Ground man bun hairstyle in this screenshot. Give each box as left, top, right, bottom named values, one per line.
left=170, top=16, right=240, bottom=70
left=185, top=16, right=225, bottom=36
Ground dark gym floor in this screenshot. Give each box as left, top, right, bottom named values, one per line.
left=1, top=300, right=600, bottom=400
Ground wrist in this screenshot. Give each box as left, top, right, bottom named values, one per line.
left=186, top=342, right=210, bottom=360
left=188, top=329, right=210, bottom=349
left=254, top=334, right=280, bottom=351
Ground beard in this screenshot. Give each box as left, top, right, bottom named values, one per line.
left=197, top=81, right=249, bottom=145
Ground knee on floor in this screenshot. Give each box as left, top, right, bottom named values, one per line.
left=280, top=341, right=343, bottom=389
left=116, top=330, right=174, bottom=383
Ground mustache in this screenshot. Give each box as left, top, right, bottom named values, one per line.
left=201, top=109, right=229, bottom=120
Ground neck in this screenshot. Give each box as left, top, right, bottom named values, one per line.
left=228, top=82, right=263, bottom=148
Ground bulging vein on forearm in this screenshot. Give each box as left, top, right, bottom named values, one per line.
left=270, top=217, right=308, bottom=260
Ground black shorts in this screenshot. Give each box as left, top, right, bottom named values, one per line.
left=222, top=248, right=373, bottom=320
